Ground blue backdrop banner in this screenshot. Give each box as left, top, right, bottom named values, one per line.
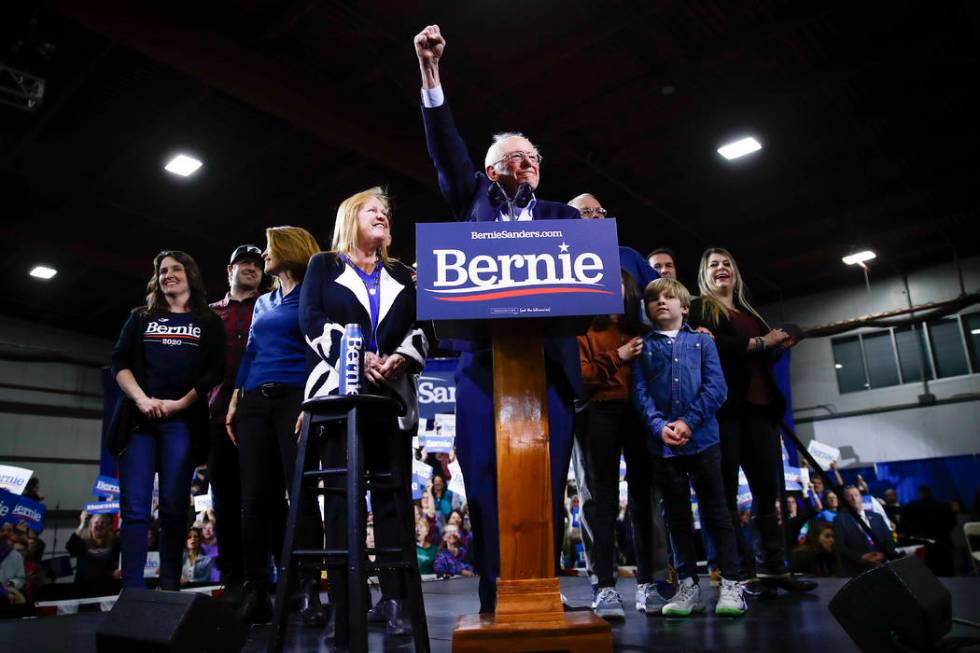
left=415, top=219, right=623, bottom=320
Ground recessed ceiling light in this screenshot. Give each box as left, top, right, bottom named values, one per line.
left=164, top=154, right=203, bottom=177
left=30, top=265, right=57, bottom=280
left=971, top=328, right=980, bottom=336
left=717, top=137, right=762, bottom=160
left=834, top=363, right=843, bottom=369
left=842, top=250, right=877, bottom=266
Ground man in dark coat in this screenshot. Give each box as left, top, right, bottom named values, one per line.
left=414, top=24, right=583, bottom=614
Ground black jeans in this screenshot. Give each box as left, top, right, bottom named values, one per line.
left=320, top=413, right=413, bottom=603
left=582, top=401, right=663, bottom=588
left=653, top=444, right=739, bottom=582
left=718, top=405, right=786, bottom=575
left=236, top=385, right=324, bottom=585
left=208, top=422, right=243, bottom=581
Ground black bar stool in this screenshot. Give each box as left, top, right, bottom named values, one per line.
left=267, top=394, right=429, bottom=653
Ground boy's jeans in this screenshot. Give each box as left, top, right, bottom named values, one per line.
left=119, top=419, right=194, bottom=590
left=653, top=444, right=739, bottom=581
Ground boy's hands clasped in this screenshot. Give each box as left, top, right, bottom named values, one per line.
left=661, top=419, right=692, bottom=447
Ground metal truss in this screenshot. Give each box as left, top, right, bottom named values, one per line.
left=0, top=62, right=46, bottom=112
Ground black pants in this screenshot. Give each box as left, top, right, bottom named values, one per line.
left=582, top=401, right=662, bottom=588
left=719, top=405, right=786, bottom=576
left=654, top=444, right=739, bottom=581
left=236, top=386, right=324, bottom=585
left=320, top=413, right=413, bottom=603
left=208, top=422, right=243, bottom=581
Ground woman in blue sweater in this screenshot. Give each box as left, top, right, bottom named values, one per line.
left=225, top=226, right=323, bottom=625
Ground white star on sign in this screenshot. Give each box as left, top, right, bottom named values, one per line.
left=559, top=242, right=570, bottom=253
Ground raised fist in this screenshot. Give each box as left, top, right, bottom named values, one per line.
left=414, top=24, right=445, bottom=66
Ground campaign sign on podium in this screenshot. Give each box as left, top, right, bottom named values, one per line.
left=417, top=217, right=616, bottom=652
left=415, top=218, right=623, bottom=320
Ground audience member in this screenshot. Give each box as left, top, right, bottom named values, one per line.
left=180, top=528, right=214, bottom=585
left=901, top=485, right=956, bottom=575
left=430, top=474, right=460, bottom=521
left=446, top=510, right=470, bottom=549
left=783, top=494, right=809, bottom=552
left=881, top=487, right=902, bottom=528
left=66, top=511, right=121, bottom=596
left=632, top=278, right=746, bottom=617
left=23, top=478, right=44, bottom=504
left=791, top=522, right=842, bottom=577
left=433, top=525, right=474, bottom=578
left=415, top=519, right=437, bottom=575
left=815, top=489, right=840, bottom=522
left=0, top=535, right=27, bottom=616
left=199, top=521, right=221, bottom=583
left=833, top=486, right=897, bottom=576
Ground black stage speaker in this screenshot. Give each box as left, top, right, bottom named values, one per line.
left=96, top=588, right=247, bottom=653
left=829, top=555, right=952, bottom=652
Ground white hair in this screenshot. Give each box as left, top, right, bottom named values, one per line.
left=484, top=131, right=532, bottom=169
left=567, top=193, right=597, bottom=209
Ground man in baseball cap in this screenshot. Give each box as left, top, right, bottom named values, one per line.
left=207, top=244, right=265, bottom=600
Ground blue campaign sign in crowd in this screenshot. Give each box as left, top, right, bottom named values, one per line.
left=0, top=488, right=46, bottom=533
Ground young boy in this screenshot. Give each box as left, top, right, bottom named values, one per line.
left=631, top=278, right=746, bottom=616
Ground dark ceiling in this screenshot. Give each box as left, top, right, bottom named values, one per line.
left=2, top=1, right=978, bottom=339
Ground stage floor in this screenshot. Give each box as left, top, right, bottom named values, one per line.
left=5, top=576, right=980, bottom=652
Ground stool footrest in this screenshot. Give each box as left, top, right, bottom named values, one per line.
left=303, top=468, right=346, bottom=479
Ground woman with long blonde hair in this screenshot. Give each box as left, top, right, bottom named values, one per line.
left=300, top=187, right=428, bottom=638
left=688, top=248, right=815, bottom=596
left=225, top=226, right=326, bottom=625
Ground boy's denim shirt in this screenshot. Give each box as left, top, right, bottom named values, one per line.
left=631, top=323, right=728, bottom=458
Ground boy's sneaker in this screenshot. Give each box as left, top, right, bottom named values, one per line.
left=635, top=581, right=673, bottom=614
left=592, top=587, right=626, bottom=620
left=662, top=577, right=704, bottom=617
left=715, top=578, right=747, bottom=617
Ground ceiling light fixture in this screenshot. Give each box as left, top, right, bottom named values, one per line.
left=164, top=154, right=203, bottom=177
left=30, top=265, right=57, bottom=280
left=972, top=328, right=980, bottom=336
left=834, top=363, right=843, bottom=369
left=717, top=137, right=762, bottom=160
left=842, top=250, right=877, bottom=266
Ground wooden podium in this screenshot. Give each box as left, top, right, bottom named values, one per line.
left=451, top=324, right=612, bottom=653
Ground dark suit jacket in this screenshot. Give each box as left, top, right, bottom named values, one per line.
left=833, top=510, right=897, bottom=576
left=299, top=252, right=428, bottom=429
left=421, top=102, right=583, bottom=398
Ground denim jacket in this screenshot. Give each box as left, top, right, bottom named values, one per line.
left=631, top=324, right=728, bottom=458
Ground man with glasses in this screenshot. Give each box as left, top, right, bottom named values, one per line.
left=207, top=244, right=266, bottom=602
left=414, top=24, right=583, bottom=614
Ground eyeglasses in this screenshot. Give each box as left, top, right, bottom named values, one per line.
left=578, top=207, right=607, bottom=218
left=494, top=150, right=542, bottom=166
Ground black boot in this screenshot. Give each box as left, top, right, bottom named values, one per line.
left=237, top=581, right=274, bottom=625
left=219, top=572, right=245, bottom=606
left=752, top=513, right=818, bottom=595
left=299, top=577, right=328, bottom=626
left=367, top=597, right=387, bottom=623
